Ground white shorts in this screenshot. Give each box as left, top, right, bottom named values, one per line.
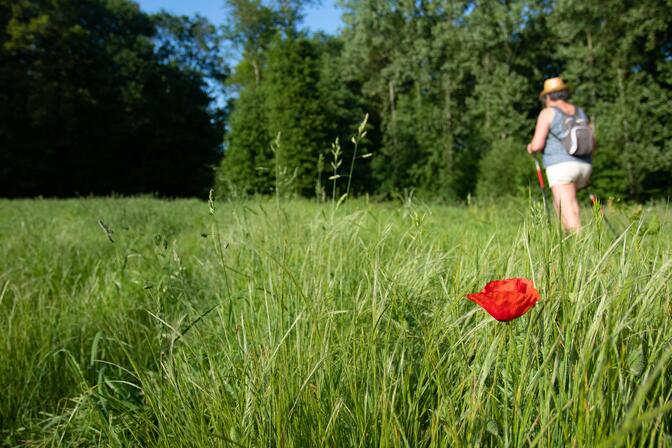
left=546, top=162, right=592, bottom=188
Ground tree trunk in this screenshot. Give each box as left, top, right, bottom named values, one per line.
left=252, top=59, right=260, bottom=87
left=443, top=74, right=453, bottom=170
left=586, top=30, right=596, bottom=106
left=388, top=79, right=397, bottom=146
left=617, top=68, right=637, bottom=199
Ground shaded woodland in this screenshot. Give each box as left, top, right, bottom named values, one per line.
left=0, top=0, right=227, bottom=197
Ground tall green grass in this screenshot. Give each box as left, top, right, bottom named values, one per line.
left=1, top=197, right=670, bottom=446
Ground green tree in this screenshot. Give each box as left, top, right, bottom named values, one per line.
left=215, top=0, right=278, bottom=197
left=340, top=0, right=470, bottom=199
left=216, top=1, right=352, bottom=199
left=0, top=0, right=225, bottom=197
left=216, top=86, right=274, bottom=196
left=315, top=33, right=375, bottom=196
left=550, top=0, right=672, bottom=200
left=263, top=35, right=330, bottom=196
left=461, top=1, right=538, bottom=198
left=153, top=12, right=229, bottom=87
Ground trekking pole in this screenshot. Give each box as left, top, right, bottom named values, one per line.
left=531, top=153, right=551, bottom=217
left=589, top=193, right=618, bottom=236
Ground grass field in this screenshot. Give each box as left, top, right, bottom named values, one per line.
left=1, top=197, right=671, bottom=447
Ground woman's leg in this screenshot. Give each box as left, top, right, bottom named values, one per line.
left=551, top=183, right=581, bottom=232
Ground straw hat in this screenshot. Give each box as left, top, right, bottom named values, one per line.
left=539, top=77, right=569, bottom=98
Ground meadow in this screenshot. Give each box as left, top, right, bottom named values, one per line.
left=1, top=197, right=671, bottom=447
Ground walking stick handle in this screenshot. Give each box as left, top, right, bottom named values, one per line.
left=529, top=152, right=551, bottom=219
left=532, top=154, right=545, bottom=189
left=535, top=162, right=545, bottom=189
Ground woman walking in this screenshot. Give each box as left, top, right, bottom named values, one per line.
left=527, top=77, right=594, bottom=232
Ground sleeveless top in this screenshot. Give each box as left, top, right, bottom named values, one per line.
left=542, top=107, right=593, bottom=168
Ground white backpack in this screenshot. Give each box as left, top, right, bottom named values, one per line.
left=552, top=107, right=594, bottom=156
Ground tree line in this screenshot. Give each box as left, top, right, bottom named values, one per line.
left=2, top=0, right=670, bottom=201
left=218, top=0, right=671, bottom=202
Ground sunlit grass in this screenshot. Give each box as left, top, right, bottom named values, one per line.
left=1, top=197, right=670, bottom=446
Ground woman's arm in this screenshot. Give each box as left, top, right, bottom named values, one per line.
left=527, top=108, right=554, bottom=154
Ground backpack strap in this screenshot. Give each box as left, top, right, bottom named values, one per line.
left=549, top=106, right=570, bottom=140
left=550, top=105, right=565, bottom=116
left=575, top=107, right=589, bottom=122
left=551, top=105, right=581, bottom=118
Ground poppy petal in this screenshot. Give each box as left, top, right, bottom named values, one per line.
left=467, top=279, right=540, bottom=321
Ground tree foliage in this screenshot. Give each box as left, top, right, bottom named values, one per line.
left=0, top=0, right=227, bottom=197
left=1, top=0, right=669, bottom=201
left=218, top=0, right=670, bottom=202
left=215, top=0, right=370, bottom=199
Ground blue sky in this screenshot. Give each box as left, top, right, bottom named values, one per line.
left=135, top=0, right=344, bottom=35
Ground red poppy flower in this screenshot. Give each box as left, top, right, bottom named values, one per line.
left=466, top=278, right=540, bottom=321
